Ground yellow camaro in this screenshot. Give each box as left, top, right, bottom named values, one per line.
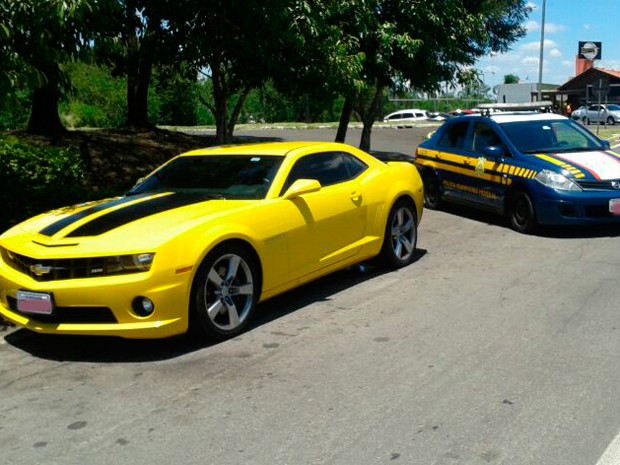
left=0, top=142, right=423, bottom=341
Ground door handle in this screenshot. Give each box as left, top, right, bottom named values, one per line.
left=350, top=191, right=362, bottom=202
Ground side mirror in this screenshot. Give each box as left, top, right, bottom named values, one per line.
left=601, top=140, right=611, bottom=150
left=282, top=179, right=322, bottom=200
left=482, top=145, right=504, bottom=158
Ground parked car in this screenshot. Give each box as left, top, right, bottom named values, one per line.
left=427, top=112, right=452, bottom=121
left=0, top=142, right=424, bottom=341
left=570, top=105, right=587, bottom=121
left=383, top=109, right=428, bottom=126
left=583, top=104, right=620, bottom=125
left=416, top=108, right=620, bottom=233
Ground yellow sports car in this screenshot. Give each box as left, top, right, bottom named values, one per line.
left=0, top=142, right=423, bottom=341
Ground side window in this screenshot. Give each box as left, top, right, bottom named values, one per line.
left=438, top=121, right=469, bottom=150
left=280, top=152, right=352, bottom=195
left=471, top=122, right=502, bottom=153
left=342, top=153, right=368, bottom=178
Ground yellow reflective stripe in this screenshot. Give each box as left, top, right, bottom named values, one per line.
left=536, top=154, right=565, bottom=167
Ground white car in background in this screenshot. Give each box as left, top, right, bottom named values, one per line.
left=383, top=109, right=428, bottom=127
left=583, top=104, right=620, bottom=125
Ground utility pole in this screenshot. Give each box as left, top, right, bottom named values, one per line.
left=537, top=0, right=546, bottom=102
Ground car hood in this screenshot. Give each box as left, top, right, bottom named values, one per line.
left=0, top=192, right=255, bottom=257
left=536, top=150, right=620, bottom=180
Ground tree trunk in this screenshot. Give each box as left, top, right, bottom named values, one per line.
left=358, top=85, right=383, bottom=152
left=335, top=95, right=353, bottom=143
left=125, top=30, right=154, bottom=129
left=27, top=62, right=65, bottom=137
left=211, top=65, right=229, bottom=144
left=227, top=87, right=250, bottom=141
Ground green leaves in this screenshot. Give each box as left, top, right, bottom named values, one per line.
left=0, top=134, right=85, bottom=230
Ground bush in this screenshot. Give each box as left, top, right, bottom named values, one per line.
left=0, top=135, right=85, bottom=232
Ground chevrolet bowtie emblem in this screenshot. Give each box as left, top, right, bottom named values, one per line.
left=30, top=264, right=52, bottom=276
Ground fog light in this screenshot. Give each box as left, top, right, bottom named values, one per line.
left=132, top=297, right=154, bottom=317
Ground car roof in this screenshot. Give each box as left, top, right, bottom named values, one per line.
left=181, top=141, right=341, bottom=158
left=388, top=109, right=426, bottom=113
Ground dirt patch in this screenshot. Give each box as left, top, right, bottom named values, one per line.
left=10, top=128, right=221, bottom=195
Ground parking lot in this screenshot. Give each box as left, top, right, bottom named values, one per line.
left=1, top=126, right=620, bottom=465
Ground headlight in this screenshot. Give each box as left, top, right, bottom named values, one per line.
left=101, top=253, right=155, bottom=274
left=534, top=169, right=581, bottom=191
left=89, top=253, right=155, bottom=276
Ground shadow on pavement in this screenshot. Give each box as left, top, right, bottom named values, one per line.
left=3, top=250, right=427, bottom=363
left=438, top=203, right=620, bottom=239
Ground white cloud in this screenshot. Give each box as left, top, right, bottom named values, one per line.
left=561, top=60, right=573, bottom=68
left=549, top=49, right=562, bottom=58
left=520, top=39, right=558, bottom=52
left=544, top=23, right=567, bottom=34
left=522, top=56, right=539, bottom=65
left=526, top=20, right=539, bottom=33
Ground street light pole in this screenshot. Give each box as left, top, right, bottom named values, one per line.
left=537, top=0, right=546, bottom=102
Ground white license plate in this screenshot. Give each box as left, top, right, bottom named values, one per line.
left=16, top=291, right=54, bottom=315
left=610, top=199, right=620, bottom=215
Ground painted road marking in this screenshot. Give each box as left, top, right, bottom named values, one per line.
left=595, top=432, right=620, bottom=465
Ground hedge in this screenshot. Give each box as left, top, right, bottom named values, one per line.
left=0, top=135, right=86, bottom=232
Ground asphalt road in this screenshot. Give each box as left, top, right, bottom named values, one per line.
left=2, top=126, right=620, bottom=465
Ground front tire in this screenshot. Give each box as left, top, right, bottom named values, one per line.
left=190, top=244, right=259, bottom=341
left=508, top=191, right=537, bottom=234
left=379, top=199, right=418, bottom=268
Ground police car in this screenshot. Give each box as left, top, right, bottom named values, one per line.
left=415, top=102, right=620, bottom=233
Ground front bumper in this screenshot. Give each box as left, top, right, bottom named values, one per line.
left=0, top=259, right=192, bottom=339
left=535, top=190, right=620, bottom=226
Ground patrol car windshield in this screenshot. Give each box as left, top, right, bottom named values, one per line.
left=500, top=119, right=606, bottom=154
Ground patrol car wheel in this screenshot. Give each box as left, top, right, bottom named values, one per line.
left=379, top=199, right=417, bottom=269
left=423, top=174, right=442, bottom=209
left=190, top=243, right=259, bottom=341
left=508, top=191, right=537, bottom=234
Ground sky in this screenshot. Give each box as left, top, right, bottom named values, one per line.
left=475, top=0, right=620, bottom=90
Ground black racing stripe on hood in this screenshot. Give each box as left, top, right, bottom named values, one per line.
left=65, top=193, right=213, bottom=237
left=39, top=194, right=152, bottom=237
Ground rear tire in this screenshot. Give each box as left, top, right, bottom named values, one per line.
left=607, top=116, right=615, bottom=125
left=379, top=199, right=418, bottom=269
left=508, top=191, right=537, bottom=234
left=423, top=173, right=442, bottom=209
left=189, top=243, right=259, bottom=341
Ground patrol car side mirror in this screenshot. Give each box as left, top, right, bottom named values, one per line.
left=482, top=145, right=503, bottom=159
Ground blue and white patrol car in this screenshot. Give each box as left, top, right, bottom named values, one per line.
left=415, top=103, right=620, bottom=233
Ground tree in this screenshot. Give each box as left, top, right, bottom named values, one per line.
left=329, top=0, right=530, bottom=151
left=186, top=0, right=305, bottom=143
left=2, top=0, right=92, bottom=136
left=504, top=74, right=520, bottom=84
left=88, top=0, right=188, bottom=128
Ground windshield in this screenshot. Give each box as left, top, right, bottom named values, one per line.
left=128, top=155, right=283, bottom=199
left=500, top=119, right=606, bottom=154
